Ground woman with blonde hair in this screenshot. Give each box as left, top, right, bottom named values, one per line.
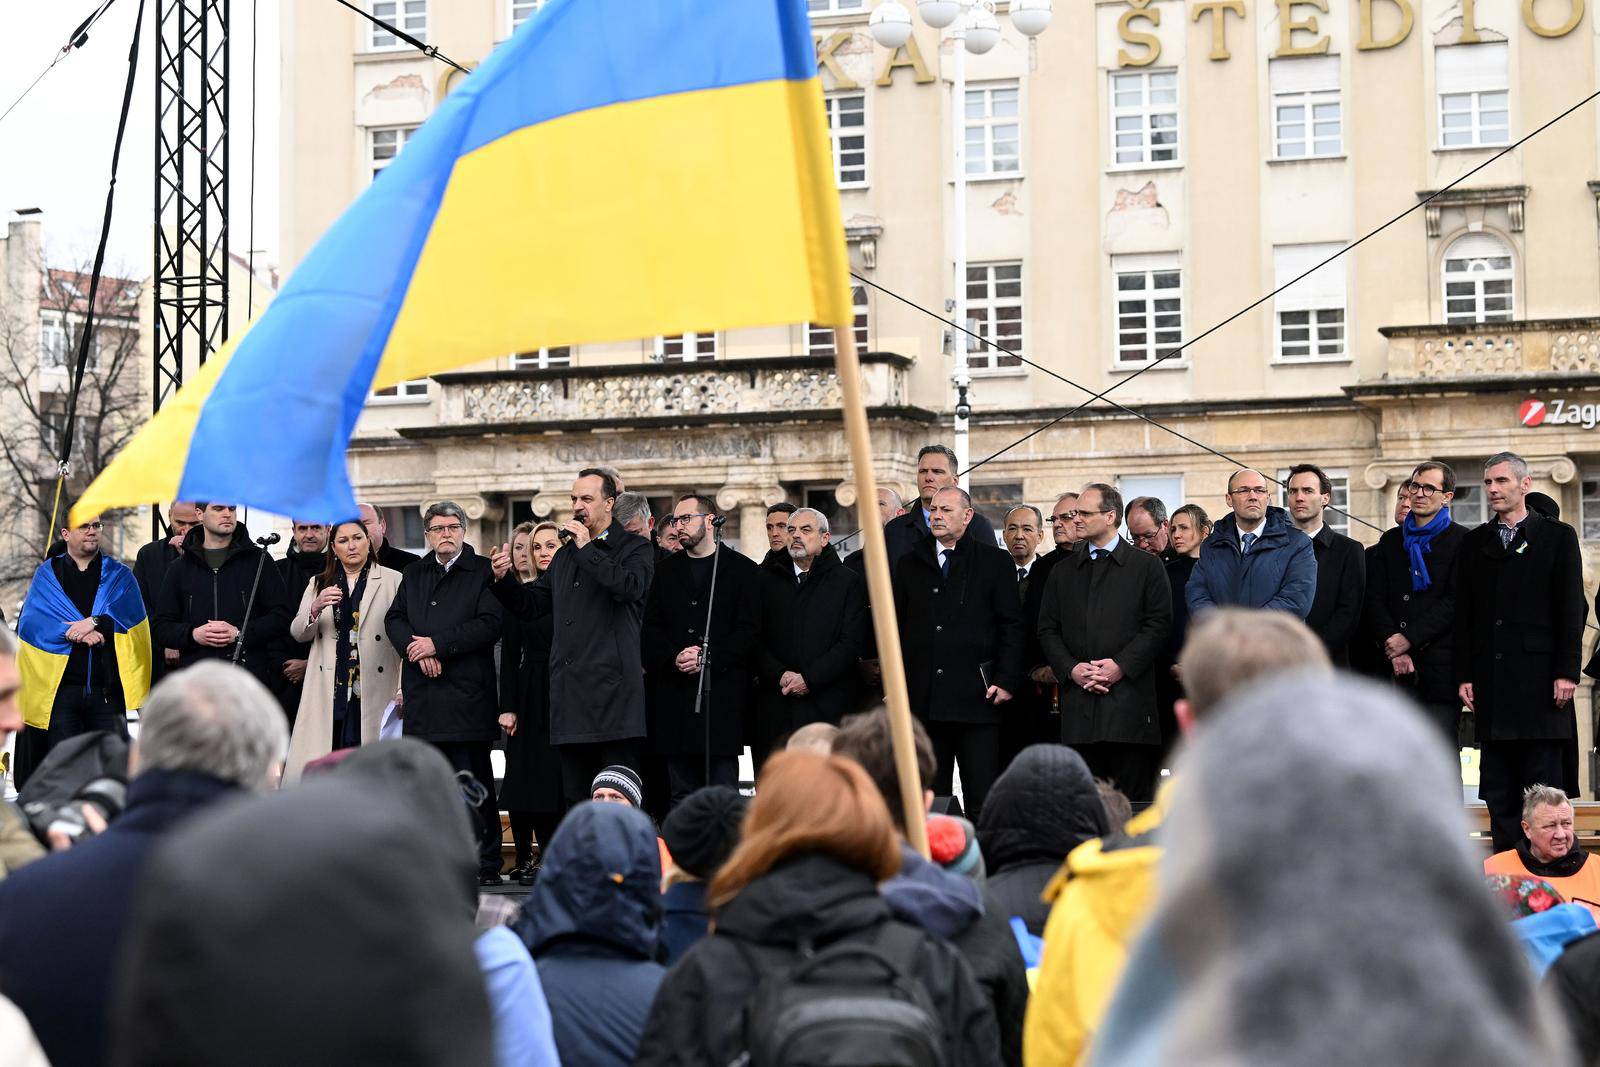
left=635, top=752, right=1000, bottom=1066
left=283, top=519, right=403, bottom=783
left=499, top=521, right=563, bottom=884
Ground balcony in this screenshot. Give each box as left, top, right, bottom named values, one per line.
left=403, top=352, right=923, bottom=439
left=1373, top=317, right=1600, bottom=386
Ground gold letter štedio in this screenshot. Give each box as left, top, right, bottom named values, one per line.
left=1192, top=0, right=1247, bottom=60
left=1357, top=0, right=1415, bottom=49
left=1118, top=0, right=1162, bottom=67
left=1522, top=0, right=1584, bottom=37
left=875, top=33, right=936, bottom=86
left=1275, top=0, right=1332, bottom=56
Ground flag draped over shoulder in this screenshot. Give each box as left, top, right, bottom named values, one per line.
left=16, top=557, right=152, bottom=729
left=72, top=0, right=850, bottom=526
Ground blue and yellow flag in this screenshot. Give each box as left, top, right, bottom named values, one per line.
left=16, top=557, right=153, bottom=728
left=72, top=0, right=850, bottom=526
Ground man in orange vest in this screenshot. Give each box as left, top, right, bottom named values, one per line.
left=1484, top=784, right=1600, bottom=921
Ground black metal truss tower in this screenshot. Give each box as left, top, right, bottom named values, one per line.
left=153, top=0, right=228, bottom=414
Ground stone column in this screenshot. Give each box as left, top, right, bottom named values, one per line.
left=719, top=485, right=786, bottom=560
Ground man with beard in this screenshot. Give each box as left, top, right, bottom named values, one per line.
left=641, top=494, right=759, bottom=803
left=752, top=507, right=870, bottom=769
left=275, top=519, right=329, bottom=724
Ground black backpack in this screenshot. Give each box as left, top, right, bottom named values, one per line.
left=730, top=922, right=946, bottom=1067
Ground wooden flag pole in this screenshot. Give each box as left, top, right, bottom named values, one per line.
left=832, top=325, right=929, bottom=858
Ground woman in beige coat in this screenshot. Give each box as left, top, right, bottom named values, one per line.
left=283, top=520, right=403, bottom=783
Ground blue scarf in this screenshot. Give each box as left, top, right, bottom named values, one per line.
left=1402, top=506, right=1451, bottom=591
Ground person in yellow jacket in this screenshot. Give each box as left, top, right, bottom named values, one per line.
left=1023, top=608, right=1329, bottom=1066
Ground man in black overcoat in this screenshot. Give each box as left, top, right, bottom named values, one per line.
left=1285, top=464, right=1366, bottom=666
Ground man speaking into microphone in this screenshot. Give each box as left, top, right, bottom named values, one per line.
left=491, top=469, right=654, bottom=806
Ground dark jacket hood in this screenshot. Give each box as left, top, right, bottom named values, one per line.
left=1203, top=506, right=1297, bottom=549
left=519, top=802, right=662, bottom=960
left=977, top=743, right=1109, bottom=872
left=110, top=776, right=493, bottom=1066
left=881, top=844, right=984, bottom=941
left=714, top=852, right=893, bottom=947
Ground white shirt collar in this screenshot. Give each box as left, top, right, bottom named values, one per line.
left=436, top=551, right=459, bottom=572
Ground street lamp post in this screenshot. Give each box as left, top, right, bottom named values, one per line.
left=869, top=0, right=1052, bottom=489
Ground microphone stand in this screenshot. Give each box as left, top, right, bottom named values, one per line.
left=691, top=518, right=724, bottom=786
left=233, top=534, right=278, bottom=666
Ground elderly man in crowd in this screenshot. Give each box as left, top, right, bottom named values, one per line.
left=1125, top=497, right=1174, bottom=562
left=385, top=500, right=505, bottom=883
left=883, top=445, right=998, bottom=568
left=1484, top=784, right=1600, bottom=919
left=1187, top=468, right=1315, bottom=619
left=0, top=662, right=289, bottom=1067
left=357, top=502, right=422, bottom=573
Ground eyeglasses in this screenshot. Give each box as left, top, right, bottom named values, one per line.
left=665, top=513, right=710, bottom=527
left=1403, top=481, right=1447, bottom=499
left=75, top=522, right=104, bottom=531
left=1132, top=530, right=1163, bottom=545
left=1229, top=486, right=1270, bottom=497
left=425, top=522, right=464, bottom=535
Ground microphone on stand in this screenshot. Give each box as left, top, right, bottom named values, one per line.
left=256, top=532, right=282, bottom=547
left=710, top=515, right=727, bottom=528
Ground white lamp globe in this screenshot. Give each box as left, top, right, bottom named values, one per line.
left=964, top=4, right=1001, bottom=53
left=918, top=0, right=963, bottom=29
left=1010, top=0, right=1053, bottom=36
left=869, top=1, right=914, bottom=48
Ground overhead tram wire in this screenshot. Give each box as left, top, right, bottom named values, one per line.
left=332, top=0, right=469, bottom=73
left=0, top=0, right=123, bottom=130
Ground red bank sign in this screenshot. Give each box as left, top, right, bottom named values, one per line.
left=1521, top=397, right=1600, bottom=430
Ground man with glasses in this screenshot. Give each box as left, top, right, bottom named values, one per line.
left=1125, top=497, right=1176, bottom=562
left=1187, top=469, right=1315, bottom=619
left=386, top=500, right=506, bottom=882
left=1284, top=464, right=1365, bottom=666
left=1453, top=451, right=1587, bottom=851
left=132, top=501, right=201, bottom=684
left=489, top=469, right=654, bottom=809
left=642, top=494, right=759, bottom=803
left=1366, top=463, right=1468, bottom=743
left=1037, top=484, right=1171, bottom=802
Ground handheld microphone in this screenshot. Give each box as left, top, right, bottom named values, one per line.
left=710, top=515, right=727, bottom=528
left=557, top=527, right=576, bottom=545
left=257, top=533, right=282, bottom=547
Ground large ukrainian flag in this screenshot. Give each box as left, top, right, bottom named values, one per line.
left=73, top=0, right=849, bottom=525
left=16, top=557, right=153, bottom=728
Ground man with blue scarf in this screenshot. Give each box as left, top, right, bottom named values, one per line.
left=1366, top=462, right=1468, bottom=747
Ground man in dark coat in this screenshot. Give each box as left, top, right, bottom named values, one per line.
left=642, top=493, right=759, bottom=804
left=131, top=501, right=200, bottom=685
left=1453, top=452, right=1587, bottom=852
left=1187, top=469, right=1316, bottom=619
left=274, top=519, right=329, bottom=724
left=753, top=508, right=870, bottom=766
left=1352, top=482, right=1413, bottom=680
left=384, top=501, right=505, bottom=882
left=358, top=501, right=422, bottom=573
left=1002, top=504, right=1056, bottom=773
left=489, top=469, right=654, bottom=806
left=152, top=503, right=292, bottom=700
left=1284, top=464, right=1366, bottom=665
left=1368, top=462, right=1468, bottom=743
left=1037, top=484, right=1172, bottom=803
left=0, top=662, right=287, bottom=1067
left=893, top=486, right=1025, bottom=819
left=883, top=444, right=998, bottom=570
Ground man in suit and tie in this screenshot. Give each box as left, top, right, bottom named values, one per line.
left=883, top=445, right=998, bottom=569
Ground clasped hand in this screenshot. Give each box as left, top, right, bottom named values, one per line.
left=1069, top=658, right=1123, bottom=694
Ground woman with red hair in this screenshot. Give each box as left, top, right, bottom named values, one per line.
left=635, top=752, right=999, bottom=1066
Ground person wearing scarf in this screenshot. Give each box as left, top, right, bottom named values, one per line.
left=1485, top=784, right=1600, bottom=923
left=1402, top=501, right=1452, bottom=591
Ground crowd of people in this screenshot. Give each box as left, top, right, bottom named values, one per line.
left=0, top=444, right=1599, bottom=1063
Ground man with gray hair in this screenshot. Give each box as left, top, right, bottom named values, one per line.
left=385, top=500, right=506, bottom=882
left=1484, top=784, right=1600, bottom=912
left=883, top=444, right=998, bottom=567
left=1454, top=450, right=1586, bottom=851
left=0, top=662, right=288, bottom=1067
left=615, top=491, right=655, bottom=542
left=1125, top=496, right=1174, bottom=561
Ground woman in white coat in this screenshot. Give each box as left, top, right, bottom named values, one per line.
left=283, top=520, right=404, bottom=783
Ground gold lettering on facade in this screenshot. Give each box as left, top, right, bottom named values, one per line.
left=1118, top=0, right=1163, bottom=67
left=1192, top=0, right=1247, bottom=60
left=875, top=33, right=936, bottom=86
left=1457, top=0, right=1483, bottom=43
left=1357, top=0, right=1415, bottom=49
left=1275, top=0, right=1331, bottom=55
left=1522, top=0, right=1584, bottom=37
left=816, top=30, right=861, bottom=90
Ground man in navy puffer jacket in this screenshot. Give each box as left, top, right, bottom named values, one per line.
left=1186, top=469, right=1316, bottom=619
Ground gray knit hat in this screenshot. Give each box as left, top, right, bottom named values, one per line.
left=590, top=765, right=644, bottom=809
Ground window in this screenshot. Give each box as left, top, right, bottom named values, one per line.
left=965, top=82, right=1021, bottom=177
left=380, top=505, right=426, bottom=552
left=1271, top=56, right=1341, bottom=159
left=657, top=333, right=717, bottom=362
left=40, top=397, right=78, bottom=457
left=1437, top=43, right=1508, bottom=148
left=808, top=0, right=865, bottom=13
left=1113, top=254, right=1182, bottom=366
left=1442, top=233, right=1514, bottom=325
left=1582, top=474, right=1600, bottom=540
left=970, top=483, right=1023, bottom=547
left=511, top=347, right=572, bottom=369
left=1274, top=243, right=1347, bottom=361
left=1116, top=474, right=1184, bottom=540
left=825, top=93, right=867, bottom=187
left=369, top=126, right=417, bottom=182
left=371, top=379, right=429, bottom=402
left=966, top=262, right=1023, bottom=369
left=507, top=0, right=541, bottom=32
left=39, top=311, right=68, bottom=368
left=369, top=0, right=426, bottom=48
left=1277, top=469, right=1351, bottom=536
left=1111, top=69, right=1178, bottom=166
left=806, top=285, right=870, bottom=357
left=1449, top=480, right=1488, bottom=527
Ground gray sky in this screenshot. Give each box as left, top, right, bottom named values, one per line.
left=0, top=0, right=280, bottom=278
